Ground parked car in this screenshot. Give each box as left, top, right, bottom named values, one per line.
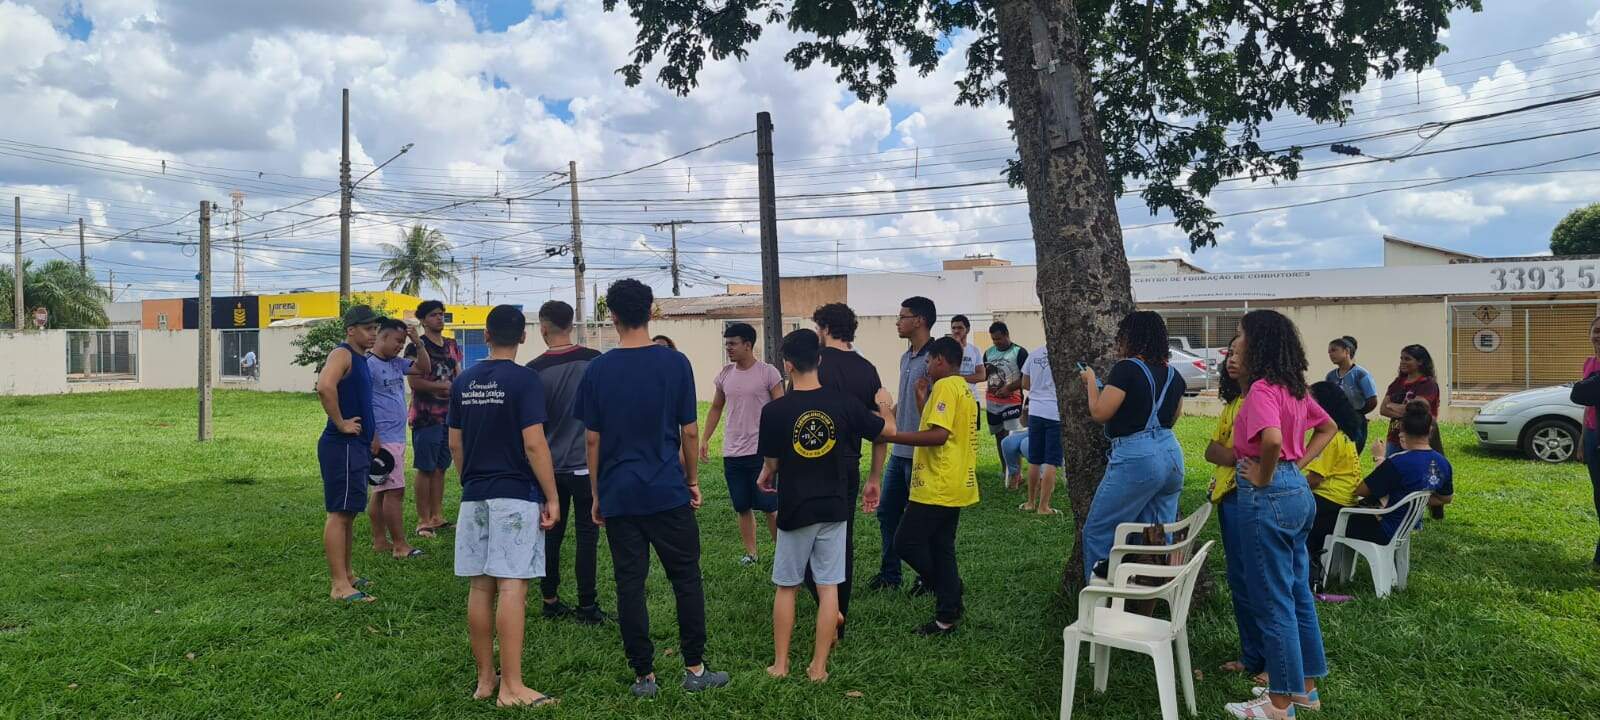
left=1473, top=385, right=1584, bottom=463
left=1170, top=336, right=1227, bottom=370
left=1169, top=348, right=1215, bottom=397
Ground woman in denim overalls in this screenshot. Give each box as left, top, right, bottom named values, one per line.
left=1078, top=311, right=1186, bottom=583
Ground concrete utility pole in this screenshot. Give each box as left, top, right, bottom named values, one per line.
left=230, top=191, right=246, bottom=295
left=569, top=161, right=585, bottom=331
left=471, top=255, right=480, bottom=305
left=198, top=201, right=213, bottom=442
left=338, top=88, right=352, bottom=303
left=653, top=220, right=692, bottom=297
left=755, top=112, right=783, bottom=369
left=13, top=197, right=22, bottom=331
left=106, top=270, right=114, bottom=302
left=78, top=218, right=86, bottom=274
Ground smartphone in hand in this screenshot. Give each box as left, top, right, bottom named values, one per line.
left=1074, top=361, right=1091, bottom=373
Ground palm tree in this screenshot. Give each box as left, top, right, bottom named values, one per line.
left=0, top=259, right=111, bottom=328
left=379, top=224, right=452, bottom=297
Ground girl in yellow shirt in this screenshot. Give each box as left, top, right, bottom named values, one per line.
left=1205, top=336, right=1266, bottom=682
left=1304, top=381, right=1365, bottom=591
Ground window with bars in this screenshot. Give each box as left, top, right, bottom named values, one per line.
left=1449, top=301, right=1598, bottom=392
left=66, top=330, right=139, bottom=382
left=221, top=329, right=260, bottom=380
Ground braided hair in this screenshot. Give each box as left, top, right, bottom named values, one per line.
left=1115, top=311, right=1171, bottom=368
left=1240, top=309, right=1309, bottom=399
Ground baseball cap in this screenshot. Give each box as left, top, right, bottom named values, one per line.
left=343, top=305, right=382, bottom=327
left=367, top=447, right=396, bottom=486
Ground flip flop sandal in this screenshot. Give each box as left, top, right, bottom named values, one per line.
left=337, top=591, right=376, bottom=603
left=434, top=521, right=456, bottom=532
left=499, top=695, right=558, bottom=708
left=397, top=549, right=425, bottom=559
left=1017, top=503, right=1035, bottom=511
left=352, top=577, right=373, bottom=590
left=416, top=527, right=437, bottom=538
left=1039, top=508, right=1062, bottom=515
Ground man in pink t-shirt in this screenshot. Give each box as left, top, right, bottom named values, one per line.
left=701, top=323, right=785, bottom=565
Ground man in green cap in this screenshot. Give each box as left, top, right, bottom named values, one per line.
left=315, top=305, right=382, bottom=602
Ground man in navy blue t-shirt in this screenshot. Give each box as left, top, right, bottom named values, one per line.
left=447, top=305, right=560, bottom=708
left=576, top=278, right=730, bottom=698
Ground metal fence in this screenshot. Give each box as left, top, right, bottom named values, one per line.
left=65, top=329, right=138, bottom=382
left=1449, top=300, right=1599, bottom=393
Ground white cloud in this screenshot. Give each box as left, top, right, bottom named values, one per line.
left=1393, top=189, right=1506, bottom=225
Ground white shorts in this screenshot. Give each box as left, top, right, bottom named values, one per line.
left=454, top=499, right=545, bottom=580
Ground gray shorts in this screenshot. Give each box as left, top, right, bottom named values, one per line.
left=772, top=521, right=847, bottom=587
left=454, top=499, right=545, bottom=580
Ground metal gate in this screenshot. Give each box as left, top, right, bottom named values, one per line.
left=1449, top=300, right=1600, bottom=392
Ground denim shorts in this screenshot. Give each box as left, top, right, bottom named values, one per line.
left=725, top=455, right=777, bottom=514
left=1027, top=416, right=1064, bottom=466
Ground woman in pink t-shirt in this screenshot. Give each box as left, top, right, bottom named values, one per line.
left=1577, top=314, right=1600, bottom=569
left=1223, top=310, right=1337, bottom=720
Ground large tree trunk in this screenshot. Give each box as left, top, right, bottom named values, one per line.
left=993, top=0, right=1135, bottom=596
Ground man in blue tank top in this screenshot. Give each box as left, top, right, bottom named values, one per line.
left=316, top=305, right=382, bottom=603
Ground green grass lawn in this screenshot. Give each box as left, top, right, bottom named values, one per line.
left=1, top=389, right=1598, bottom=719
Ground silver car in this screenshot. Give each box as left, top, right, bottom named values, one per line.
left=1472, top=385, right=1585, bottom=463
left=1169, top=348, right=1216, bottom=397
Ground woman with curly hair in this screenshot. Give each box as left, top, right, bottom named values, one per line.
left=1206, top=335, right=1266, bottom=682
left=1225, top=310, right=1337, bottom=719
left=1077, top=311, right=1186, bottom=582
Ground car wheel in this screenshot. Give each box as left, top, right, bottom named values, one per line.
left=1522, top=418, right=1579, bottom=463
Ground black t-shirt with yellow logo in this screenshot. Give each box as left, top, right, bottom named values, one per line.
left=758, top=386, right=885, bottom=530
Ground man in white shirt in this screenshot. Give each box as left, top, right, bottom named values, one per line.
left=1020, top=346, right=1062, bottom=514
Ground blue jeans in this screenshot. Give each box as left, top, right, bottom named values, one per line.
left=1238, top=463, right=1328, bottom=695
left=1584, top=430, right=1600, bottom=564
left=877, top=454, right=913, bottom=584
left=1218, top=491, right=1265, bottom=673
left=1080, top=428, right=1184, bottom=582
left=1000, top=433, right=1029, bottom=478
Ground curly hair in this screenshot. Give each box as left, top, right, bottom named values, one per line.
left=1310, top=381, right=1361, bottom=441
left=606, top=278, right=653, bottom=328
left=1218, top=334, right=1244, bottom=403
left=1115, top=311, right=1170, bottom=368
left=1241, top=309, right=1309, bottom=398
left=812, top=302, right=858, bottom=342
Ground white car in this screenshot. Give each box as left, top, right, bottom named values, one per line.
left=1472, top=385, right=1585, bottom=463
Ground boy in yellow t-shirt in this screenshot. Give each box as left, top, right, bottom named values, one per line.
left=885, top=337, right=978, bottom=636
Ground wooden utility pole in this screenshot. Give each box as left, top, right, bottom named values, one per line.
left=755, top=112, right=782, bottom=368
left=198, top=201, right=213, bottom=442
left=12, top=197, right=21, bottom=331
left=654, top=220, right=691, bottom=296
left=78, top=218, right=86, bottom=274
left=569, top=161, right=585, bottom=329
left=338, top=88, right=352, bottom=303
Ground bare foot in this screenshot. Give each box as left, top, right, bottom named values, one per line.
left=473, top=675, right=499, bottom=700
left=1254, top=672, right=1270, bottom=686
left=806, top=665, right=829, bottom=683
left=767, top=663, right=789, bottom=678
left=497, top=684, right=555, bottom=708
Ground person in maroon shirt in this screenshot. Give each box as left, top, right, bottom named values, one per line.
left=1378, top=344, right=1441, bottom=458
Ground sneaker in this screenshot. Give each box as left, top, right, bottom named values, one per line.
left=866, top=575, right=900, bottom=591
left=630, top=676, right=659, bottom=699
left=913, top=620, right=956, bottom=637
left=739, top=554, right=758, bottom=567
left=573, top=604, right=611, bottom=625
left=541, top=600, right=574, bottom=619
left=681, top=666, right=730, bottom=692
left=1250, top=687, right=1322, bottom=710
left=1225, top=696, right=1296, bottom=718
left=907, top=577, right=931, bottom=597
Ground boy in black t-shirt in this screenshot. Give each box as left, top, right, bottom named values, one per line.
left=757, top=330, right=895, bottom=682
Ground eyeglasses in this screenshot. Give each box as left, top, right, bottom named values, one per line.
left=896, top=314, right=916, bottom=322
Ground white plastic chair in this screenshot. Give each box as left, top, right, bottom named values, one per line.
left=1060, top=541, right=1215, bottom=720
left=1090, top=502, right=1212, bottom=589
left=1320, top=490, right=1432, bottom=598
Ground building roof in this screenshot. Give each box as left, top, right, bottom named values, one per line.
left=1382, top=234, right=1481, bottom=260
left=655, top=294, right=762, bottom=317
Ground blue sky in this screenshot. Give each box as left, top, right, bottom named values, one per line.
left=2, top=0, right=1599, bottom=305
